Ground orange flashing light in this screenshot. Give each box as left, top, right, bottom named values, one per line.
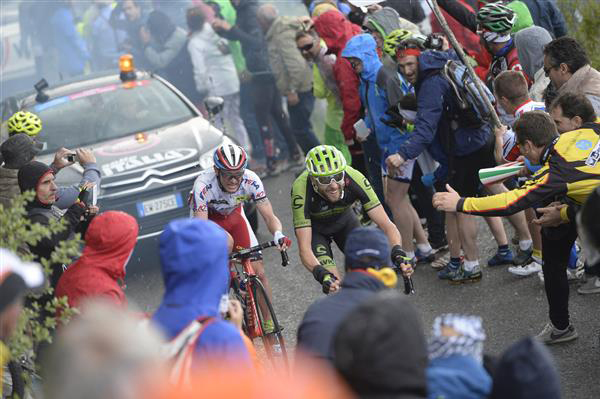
left=135, top=133, right=147, bottom=143
left=119, top=54, right=135, bottom=73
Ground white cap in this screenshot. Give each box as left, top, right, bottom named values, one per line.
left=1, top=248, right=45, bottom=290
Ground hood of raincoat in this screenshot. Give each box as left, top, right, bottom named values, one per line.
left=314, top=10, right=361, bottom=56
left=154, top=219, right=229, bottom=326
left=81, top=211, right=138, bottom=280
left=363, top=7, right=401, bottom=38
left=514, top=26, right=553, bottom=80
left=55, top=211, right=138, bottom=308
left=342, top=34, right=381, bottom=82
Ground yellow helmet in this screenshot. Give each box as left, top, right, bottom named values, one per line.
left=305, top=145, right=347, bottom=177
left=7, top=111, right=42, bottom=136
left=383, top=29, right=413, bottom=58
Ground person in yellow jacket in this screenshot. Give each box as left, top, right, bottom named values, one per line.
left=433, top=110, right=600, bottom=345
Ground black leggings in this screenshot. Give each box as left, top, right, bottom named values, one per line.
left=312, top=212, right=361, bottom=271
left=249, top=76, right=298, bottom=159
left=541, top=221, right=578, bottom=330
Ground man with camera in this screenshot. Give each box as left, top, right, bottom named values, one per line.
left=18, top=161, right=98, bottom=288
left=1, top=132, right=101, bottom=209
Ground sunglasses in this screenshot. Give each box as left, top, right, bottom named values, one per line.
left=298, top=42, right=314, bottom=53
left=315, top=171, right=345, bottom=185
left=220, top=170, right=244, bottom=181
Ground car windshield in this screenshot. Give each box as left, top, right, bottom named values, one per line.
left=27, top=79, right=195, bottom=154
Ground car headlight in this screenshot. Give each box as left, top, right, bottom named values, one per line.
left=198, top=135, right=236, bottom=170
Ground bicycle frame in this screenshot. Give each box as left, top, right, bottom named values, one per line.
left=229, top=240, right=288, bottom=336
left=229, top=257, right=262, bottom=338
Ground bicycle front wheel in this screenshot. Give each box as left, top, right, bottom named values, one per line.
left=250, top=276, right=289, bottom=370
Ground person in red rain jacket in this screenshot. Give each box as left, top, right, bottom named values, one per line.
left=313, top=10, right=362, bottom=142
left=56, top=211, right=138, bottom=309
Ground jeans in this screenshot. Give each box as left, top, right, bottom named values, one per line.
left=361, top=132, right=392, bottom=218
left=250, top=76, right=298, bottom=160
left=288, top=90, right=320, bottom=154
left=240, top=81, right=265, bottom=161
left=541, top=221, right=578, bottom=330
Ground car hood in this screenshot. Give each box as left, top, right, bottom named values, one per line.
left=38, top=116, right=225, bottom=197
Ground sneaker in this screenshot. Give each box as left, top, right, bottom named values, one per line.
left=449, top=265, right=482, bottom=284
left=437, top=262, right=460, bottom=280
left=487, top=249, right=514, bottom=266
left=536, top=322, right=578, bottom=345
left=567, top=262, right=585, bottom=282
left=431, top=254, right=462, bottom=270
left=430, top=238, right=449, bottom=254
left=508, top=259, right=542, bottom=277
left=415, top=248, right=435, bottom=264
left=538, top=266, right=585, bottom=284
left=513, top=246, right=533, bottom=266
left=577, top=276, right=600, bottom=295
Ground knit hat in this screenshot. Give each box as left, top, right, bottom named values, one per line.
left=18, top=161, right=53, bottom=194
left=0, top=133, right=43, bottom=169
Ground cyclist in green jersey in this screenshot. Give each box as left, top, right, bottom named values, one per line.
left=291, top=145, right=413, bottom=293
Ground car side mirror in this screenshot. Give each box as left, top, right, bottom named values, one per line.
left=204, top=96, right=224, bottom=116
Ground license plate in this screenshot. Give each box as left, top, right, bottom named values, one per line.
left=136, top=193, right=183, bottom=217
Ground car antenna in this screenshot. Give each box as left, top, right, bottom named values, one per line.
left=34, top=79, right=50, bottom=103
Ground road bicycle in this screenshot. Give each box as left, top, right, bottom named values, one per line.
left=229, top=241, right=289, bottom=369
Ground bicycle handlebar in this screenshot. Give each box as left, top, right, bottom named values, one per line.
left=229, top=240, right=289, bottom=267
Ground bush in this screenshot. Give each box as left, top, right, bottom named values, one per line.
left=557, top=0, right=600, bottom=69
left=0, top=191, right=80, bottom=375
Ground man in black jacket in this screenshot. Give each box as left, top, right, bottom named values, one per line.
left=212, top=0, right=301, bottom=171
left=18, top=161, right=95, bottom=288
left=297, top=226, right=398, bottom=361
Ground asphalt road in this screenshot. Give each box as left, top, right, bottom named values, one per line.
left=126, top=168, right=600, bottom=399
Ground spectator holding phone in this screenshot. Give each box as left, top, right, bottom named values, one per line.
left=0, top=133, right=101, bottom=209
left=18, top=161, right=98, bottom=289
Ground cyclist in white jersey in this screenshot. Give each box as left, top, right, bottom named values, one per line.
left=189, top=144, right=291, bottom=314
left=493, top=71, right=546, bottom=164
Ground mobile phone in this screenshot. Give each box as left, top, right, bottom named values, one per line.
left=78, top=187, right=90, bottom=204
left=353, top=119, right=370, bottom=140
left=66, top=153, right=77, bottom=163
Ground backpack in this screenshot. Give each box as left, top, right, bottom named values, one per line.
left=160, top=316, right=215, bottom=386
left=441, top=60, right=496, bottom=129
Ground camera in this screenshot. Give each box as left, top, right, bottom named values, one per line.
left=66, top=153, right=77, bottom=163
left=424, top=34, right=445, bottom=51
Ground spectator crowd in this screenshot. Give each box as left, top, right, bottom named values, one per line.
left=2, top=0, right=600, bottom=398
